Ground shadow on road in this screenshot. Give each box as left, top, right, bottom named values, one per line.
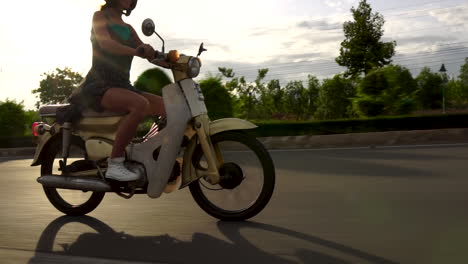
left=29, top=216, right=398, bottom=264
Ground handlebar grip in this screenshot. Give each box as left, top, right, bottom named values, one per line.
left=136, top=47, right=145, bottom=56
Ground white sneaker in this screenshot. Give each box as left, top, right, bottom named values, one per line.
left=105, top=157, right=139, bottom=181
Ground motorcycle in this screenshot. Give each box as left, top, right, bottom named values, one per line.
left=31, top=19, right=275, bottom=221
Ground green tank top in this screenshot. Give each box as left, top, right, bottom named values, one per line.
left=90, top=12, right=137, bottom=75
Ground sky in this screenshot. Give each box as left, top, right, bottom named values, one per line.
left=0, top=0, right=467, bottom=110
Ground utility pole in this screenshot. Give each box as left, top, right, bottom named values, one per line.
left=439, top=64, right=447, bottom=114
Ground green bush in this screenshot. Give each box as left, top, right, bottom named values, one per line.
left=353, top=97, right=385, bottom=117
left=315, top=75, right=356, bottom=120
left=199, top=77, right=233, bottom=120
left=249, top=114, right=468, bottom=137
left=354, top=65, right=417, bottom=117
left=0, top=99, right=27, bottom=137
left=134, top=68, right=172, bottom=96
left=359, top=70, right=387, bottom=96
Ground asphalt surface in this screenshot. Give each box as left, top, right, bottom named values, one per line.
left=1, top=145, right=468, bottom=264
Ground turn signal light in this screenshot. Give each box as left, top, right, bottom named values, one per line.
left=168, top=50, right=180, bottom=63
left=32, top=122, right=50, bottom=136
left=32, top=122, right=41, bottom=136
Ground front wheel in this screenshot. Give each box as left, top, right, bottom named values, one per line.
left=189, top=131, right=275, bottom=221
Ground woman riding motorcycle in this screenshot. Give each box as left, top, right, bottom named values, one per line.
left=73, top=0, right=168, bottom=182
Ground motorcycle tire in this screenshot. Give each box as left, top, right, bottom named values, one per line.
left=189, top=131, right=275, bottom=221
left=41, top=137, right=105, bottom=216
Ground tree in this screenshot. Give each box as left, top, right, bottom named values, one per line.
left=266, top=79, right=285, bottom=118
left=0, top=99, right=27, bottom=137
left=253, top=79, right=279, bottom=119
left=459, top=57, right=468, bottom=87
left=380, top=65, right=417, bottom=114
left=354, top=65, right=417, bottom=117
left=315, top=75, right=356, bottom=120
left=134, top=68, right=172, bottom=96
left=353, top=69, right=388, bottom=117
left=306, top=75, right=320, bottom=117
left=284, top=81, right=308, bottom=120
left=336, top=0, right=396, bottom=77
left=199, top=76, right=233, bottom=120
left=415, top=67, right=445, bottom=109
left=33, top=67, right=83, bottom=108
left=446, top=79, right=468, bottom=108
left=219, top=67, right=269, bottom=119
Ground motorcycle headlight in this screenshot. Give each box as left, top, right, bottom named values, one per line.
left=187, top=57, right=201, bottom=78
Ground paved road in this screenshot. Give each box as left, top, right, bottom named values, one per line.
left=1, top=145, right=468, bottom=264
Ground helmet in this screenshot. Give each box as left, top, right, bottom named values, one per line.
left=104, top=0, right=138, bottom=16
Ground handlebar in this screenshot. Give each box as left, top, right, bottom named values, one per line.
left=136, top=47, right=167, bottom=62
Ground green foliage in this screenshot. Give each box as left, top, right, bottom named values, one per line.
left=219, top=67, right=269, bottom=119
left=459, top=57, right=468, bottom=87
left=134, top=68, right=172, bottom=96
left=219, top=67, right=322, bottom=121
left=24, top=110, right=41, bottom=136
left=358, top=69, right=388, bottom=96
left=306, top=75, right=320, bottom=117
left=33, top=67, right=83, bottom=108
left=0, top=99, right=27, bottom=137
left=446, top=58, right=468, bottom=108
left=415, top=67, right=445, bottom=109
left=354, top=65, right=417, bottom=117
left=284, top=80, right=308, bottom=120
left=353, top=97, right=385, bottom=117
left=199, top=76, right=233, bottom=120
left=446, top=79, right=468, bottom=108
left=336, top=0, right=396, bottom=77
left=250, top=114, right=468, bottom=137
left=380, top=65, right=417, bottom=114
left=315, top=75, right=356, bottom=120
left=263, top=79, right=284, bottom=117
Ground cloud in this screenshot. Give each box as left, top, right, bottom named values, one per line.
left=430, top=4, right=468, bottom=29
left=397, top=35, right=455, bottom=46
left=297, top=20, right=342, bottom=31
left=324, top=0, right=357, bottom=12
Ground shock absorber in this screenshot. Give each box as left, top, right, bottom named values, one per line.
left=60, top=122, right=72, bottom=171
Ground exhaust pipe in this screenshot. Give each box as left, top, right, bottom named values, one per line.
left=37, top=175, right=112, bottom=192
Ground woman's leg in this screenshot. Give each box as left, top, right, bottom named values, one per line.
left=141, top=92, right=166, bottom=117
left=101, top=88, right=150, bottom=158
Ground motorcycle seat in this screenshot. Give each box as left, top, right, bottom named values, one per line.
left=39, top=104, right=127, bottom=118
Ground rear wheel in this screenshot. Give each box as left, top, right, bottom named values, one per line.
left=189, top=131, right=275, bottom=221
left=41, top=138, right=105, bottom=216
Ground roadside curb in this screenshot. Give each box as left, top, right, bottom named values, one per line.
left=0, top=147, right=36, bottom=158
left=259, top=128, right=468, bottom=149
left=2, top=128, right=468, bottom=157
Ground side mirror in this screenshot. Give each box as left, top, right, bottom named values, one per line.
left=141, top=18, right=165, bottom=53
left=142, top=19, right=155, bottom=36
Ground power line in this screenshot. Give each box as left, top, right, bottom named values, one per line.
left=204, top=53, right=467, bottom=82
left=207, top=44, right=468, bottom=74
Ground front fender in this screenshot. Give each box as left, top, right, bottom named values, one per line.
left=209, top=118, right=257, bottom=136
left=180, top=118, right=257, bottom=188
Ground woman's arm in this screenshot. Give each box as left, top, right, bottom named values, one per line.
left=130, top=26, right=144, bottom=47
left=129, top=26, right=157, bottom=60
left=130, top=27, right=170, bottom=68
left=92, top=11, right=138, bottom=56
